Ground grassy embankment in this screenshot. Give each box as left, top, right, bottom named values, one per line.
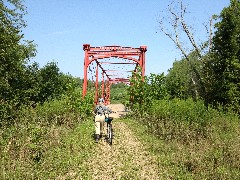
left=1, top=97, right=239, bottom=179
left=1, top=92, right=96, bottom=179
left=125, top=98, right=240, bottom=179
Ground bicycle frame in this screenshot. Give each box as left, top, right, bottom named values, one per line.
left=105, top=113, right=113, bottom=145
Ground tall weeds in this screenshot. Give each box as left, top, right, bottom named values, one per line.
left=129, top=98, right=240, bottom=178
left=0, top=90, right=94, bottom=179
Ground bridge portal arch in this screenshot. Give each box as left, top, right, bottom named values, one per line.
left=82, top=44, right=147, bottom=104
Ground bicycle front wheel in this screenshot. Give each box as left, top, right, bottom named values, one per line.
left=107, top=123, right=113, bottom=145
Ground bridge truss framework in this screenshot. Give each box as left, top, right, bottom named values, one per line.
left=82, top=44, right=147, bottom=104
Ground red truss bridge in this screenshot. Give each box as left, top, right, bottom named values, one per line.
left=82, top=44, right=147, bottom=104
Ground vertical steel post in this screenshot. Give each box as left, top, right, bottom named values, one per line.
left=82, top=44, right=90, bottom=98
left=101, top=72, right=105, bottom=100
left=105, top=79, right=111, bottom=105
left=140, top=46, right=147, bottom=77
left=94, top=63, right=99, bottom=104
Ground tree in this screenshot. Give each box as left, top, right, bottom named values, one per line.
left=147, top=73, right=168, bottom=100
left=37, top=62, right=66, bottom=103
left=0, top=0, right=36, bottom=104
left=157, top=0, right=213, bottom=104
left=128, top=67, right=168, bottom=111
left=128, top=67, right=148, bottom=109
left=0, top=0, right=36, bottom=121
left=166, top=51, right=202, bottom=100
left=207, top=0, right=240, bottom=112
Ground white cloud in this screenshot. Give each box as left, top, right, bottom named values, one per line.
left=44, top=29, right=78, bottom=36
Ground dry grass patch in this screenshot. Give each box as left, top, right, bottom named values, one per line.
left=86, top=121, right=160, bottom=179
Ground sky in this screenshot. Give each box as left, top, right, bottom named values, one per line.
left=23, top=0, right=230, bottom=78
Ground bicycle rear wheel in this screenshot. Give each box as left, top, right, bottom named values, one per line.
left=107, top=123, right=113, bottom=145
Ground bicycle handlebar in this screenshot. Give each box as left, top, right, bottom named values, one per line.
left=105, top=111, right=116, bottom=114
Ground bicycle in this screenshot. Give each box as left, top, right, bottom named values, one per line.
left=105, top=112, right=114, bottom=145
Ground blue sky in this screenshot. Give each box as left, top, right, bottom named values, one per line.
left=23, top=0, right=230, bottom=78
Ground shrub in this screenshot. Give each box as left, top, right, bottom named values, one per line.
left=0, top=88, right=94, bottom=178
left=128, top=98, right=239, bottom=178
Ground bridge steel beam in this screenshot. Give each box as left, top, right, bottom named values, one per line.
left=82, top=44, right=147, bottom=104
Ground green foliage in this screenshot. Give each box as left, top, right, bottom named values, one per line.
left=33, top=87, right=94, bottom=126
left=128, top=67, right=168, bottom=111
left=149, top=99, right=208, bottom=124
left=128, top=68, right=148, bottom=110
left=166, top=58, right=197, bottom=99
left=0, top=0, right=36, bottom=121
left=127, top=68, right=239, bottom=178
left=0, top=113, right=95, bottom=179
left=1, top=0, right=239, bottom=178
left=126, top=99, right=240, bottom=178
left=110, top=83, right=128, bottom=104
left=0, top=0, right=36, bottom=102
left=0, top=7, right=95, bottom=178
left=147, top=73, right=168, bottom=100
left=1, top=86, right=95, bottom=178
left=205, top=0, right=240, bottom=112
left=63, top=86, right=94, bottom=117
left=36, top=62, right=72, bottom=104
left=0, top=58, right=83, bottom=122
left=0, top=1, right=79, bottom=122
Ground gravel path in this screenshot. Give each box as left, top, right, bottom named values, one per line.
left=86, top=104, right=160, bottom=179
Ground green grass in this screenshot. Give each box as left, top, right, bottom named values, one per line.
left=110, top=85, right=129, bottom=104
left=1, top=96, right=239, bottom=179
left=124, top=99, right=240, bottom=179
left=0, top=92, right=94, bottom=179
left=40, top=119, right=95, bottom=179
left=1, top=109, right=96, bottom=179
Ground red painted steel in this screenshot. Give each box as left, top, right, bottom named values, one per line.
left=82, top=44, right=147, bottom=104
left=94, top=63, right=99, bottom=104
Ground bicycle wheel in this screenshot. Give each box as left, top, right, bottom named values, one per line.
left=107, top=123, right=113, bottom=145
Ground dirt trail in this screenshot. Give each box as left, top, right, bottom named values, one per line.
left=107, top=104, right=128, bottom=118
left=86, top=104, right=160, bottom=179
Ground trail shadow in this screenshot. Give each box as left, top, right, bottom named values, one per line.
left=91, top=132, right=95, bottom=140
left=91, top=131, right=109, bottom=143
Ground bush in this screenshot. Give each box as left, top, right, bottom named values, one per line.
left=0, top=88, right=94, bottom=178
left=131, top=98, right=239, bottom=139
left=128, top=98, right=240, bottom=178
